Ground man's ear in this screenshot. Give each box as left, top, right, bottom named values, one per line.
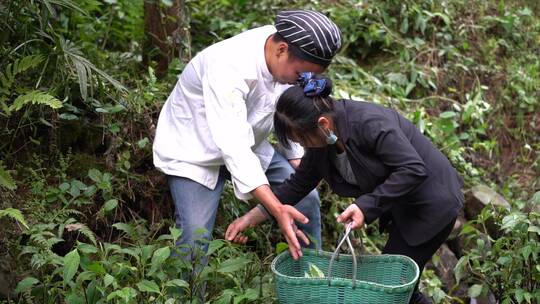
left=276, top=42, right=289, bottom=58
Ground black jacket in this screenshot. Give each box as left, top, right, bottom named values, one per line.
left=273, top=99, right=464, bottom=246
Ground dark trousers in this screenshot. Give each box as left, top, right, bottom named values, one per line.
left=382, top=217, right=457, bottom=304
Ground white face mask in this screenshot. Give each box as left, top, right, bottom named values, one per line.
left=318, top=125, right=338, bottom=145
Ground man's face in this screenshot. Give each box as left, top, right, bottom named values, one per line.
left=273, top=54, right=326, bottom=84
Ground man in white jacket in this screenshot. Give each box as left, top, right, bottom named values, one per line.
left=153, top=10, right=341, bottom=266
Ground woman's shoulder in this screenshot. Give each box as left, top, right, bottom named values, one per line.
left=337, top=99, right=398, bottom=125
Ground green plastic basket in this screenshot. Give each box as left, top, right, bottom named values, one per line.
left=271, top=223, right=419, bottom=304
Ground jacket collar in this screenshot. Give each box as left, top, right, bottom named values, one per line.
left=334, top=99, right=351, bottom=143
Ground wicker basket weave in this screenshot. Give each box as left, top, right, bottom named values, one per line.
left=271, top=223, right=419, bottom=304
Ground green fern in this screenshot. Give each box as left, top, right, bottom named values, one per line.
left=53, top=208, right=83, bottom=221
left=8, top=90, right=63, bottom=112
left=0, top=162, right=17, bottom=190
left=64, top=221, right=97, bottom=246
left=0, top=55, right=44, bottom=95
left=0, top=208, right=29, bottom=229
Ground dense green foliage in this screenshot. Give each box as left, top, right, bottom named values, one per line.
left=1, top=0, right=538, bottom=303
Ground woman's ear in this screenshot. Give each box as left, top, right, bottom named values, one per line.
left=317, top=116, right=331, bottom=129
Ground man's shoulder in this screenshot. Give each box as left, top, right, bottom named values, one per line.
left=204, top=25, right=275, bottom=52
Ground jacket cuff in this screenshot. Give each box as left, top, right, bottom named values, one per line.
left=256, top=204, right=272, bottom=221
left=354, top=195, right=382, bottom=224
left=278, top=141, right=304, bottom=160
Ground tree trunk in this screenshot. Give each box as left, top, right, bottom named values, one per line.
left=143, top=0, right=191, bottom=78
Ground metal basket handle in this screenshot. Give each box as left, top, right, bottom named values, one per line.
left=327, top=222, right=362, bottom=289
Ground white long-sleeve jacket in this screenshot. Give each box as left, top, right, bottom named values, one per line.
left=153, top=25, right=303, bottom=199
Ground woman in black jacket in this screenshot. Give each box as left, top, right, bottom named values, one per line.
left=226, top=73, right=464, bottom=304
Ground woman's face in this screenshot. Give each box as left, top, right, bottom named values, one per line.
left=291, top=129, right=327, bottom=148
left=290, top=116, right=335, bottom=148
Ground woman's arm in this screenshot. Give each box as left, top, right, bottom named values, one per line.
left=226, top=152, right=323, bottom=251
left=273, top=150, right=323, bottom=205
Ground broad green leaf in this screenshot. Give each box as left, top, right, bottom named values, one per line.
left=169, top=227, right=182, bottom=243
left=137, top=137, right=149, bottom=148
left=59, top=182, right=70, bottom=192
left=66, top=293, right=85, bottom=304
left=149, top=246, right=171, bottom=274
left=103, top=274, right=115, bottom=288
left=501, top=212, right=526, bottom=231
left=304, top=263, right=325, bottom=278
left=112, top=222, right=136, bottom=238
left=106, top=287, right=138, bottom=302
left=164, top=279, right=189, bottom=289
left=530, top=191, right=540, bottom=205
left=83, top=185, right=97, bottom=197
left=141, top=245, right=156, bottom=263
left=86, top=262, right=106, bottom=275
left=63, top=249, right=80, bottom=283
left=527, top=226, right=540, bottom=235
left=14, top=277, right=39, bottom=294
left=88, top=169, right=101, bottom=183
left=276, top=242, right=288, bottom=254
left=59, top=113, right=79, bottom=120
left=136, top=280, right=161, bottom=294
left=193, top=227, right=208, bottom=236
left=400, top=17, right=409, bottom=33
left=0, top=162, right=16, bottom=190
left=521, top=245, right=533, bottom=260
left=468, top=284, right=483, bottom=298
left=496, top=256, right=511, bottom=265
left=76, top=271, right=96, bottom=284
left=233, top=288, right=259, bottom=304
left=102, top=199, right=118, bottom=213
left=454, top=256, right=469, bottom=284
left=77, top=242, right=98, bottom=254
left=217, top=257, right=250, bottom=273
left=439, top=111, right=456, bottom=119
left=515, top=289, right=525, bottom=303
left=207, top=239, right=225, bottom=256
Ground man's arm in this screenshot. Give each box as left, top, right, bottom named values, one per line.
left=201, top=63, right=308, bottom=260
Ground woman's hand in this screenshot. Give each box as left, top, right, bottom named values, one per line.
left=288, top=158, right=301, bottom=169
left=225, top=207, right=268, bottom=244
left=337, top=204, right=365, bottom=229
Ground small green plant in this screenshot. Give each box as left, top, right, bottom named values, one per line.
left=304, top=263, right=325, bottom=278
left=455, top=194, right=540, bottom=303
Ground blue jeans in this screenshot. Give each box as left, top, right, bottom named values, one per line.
left=167, top=151, right=322, bottom=258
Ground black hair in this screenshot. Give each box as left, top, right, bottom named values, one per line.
left=272, top=32, right=331, bottom=68
left=274, top=74, right=334, bottom=149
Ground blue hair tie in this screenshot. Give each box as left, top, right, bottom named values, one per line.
left=297, top=72, right=327, bottom=97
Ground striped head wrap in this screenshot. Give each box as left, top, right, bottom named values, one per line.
left=275, top=9, right=342, bottom=66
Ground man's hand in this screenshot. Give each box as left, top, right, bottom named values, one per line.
left=336, top=204, right=365, bottom=229
left=275, top=204, right=310, bottom=260
left=250, top=185, right=309, bottom=260
left=226, top=207, right=268, bottom=244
